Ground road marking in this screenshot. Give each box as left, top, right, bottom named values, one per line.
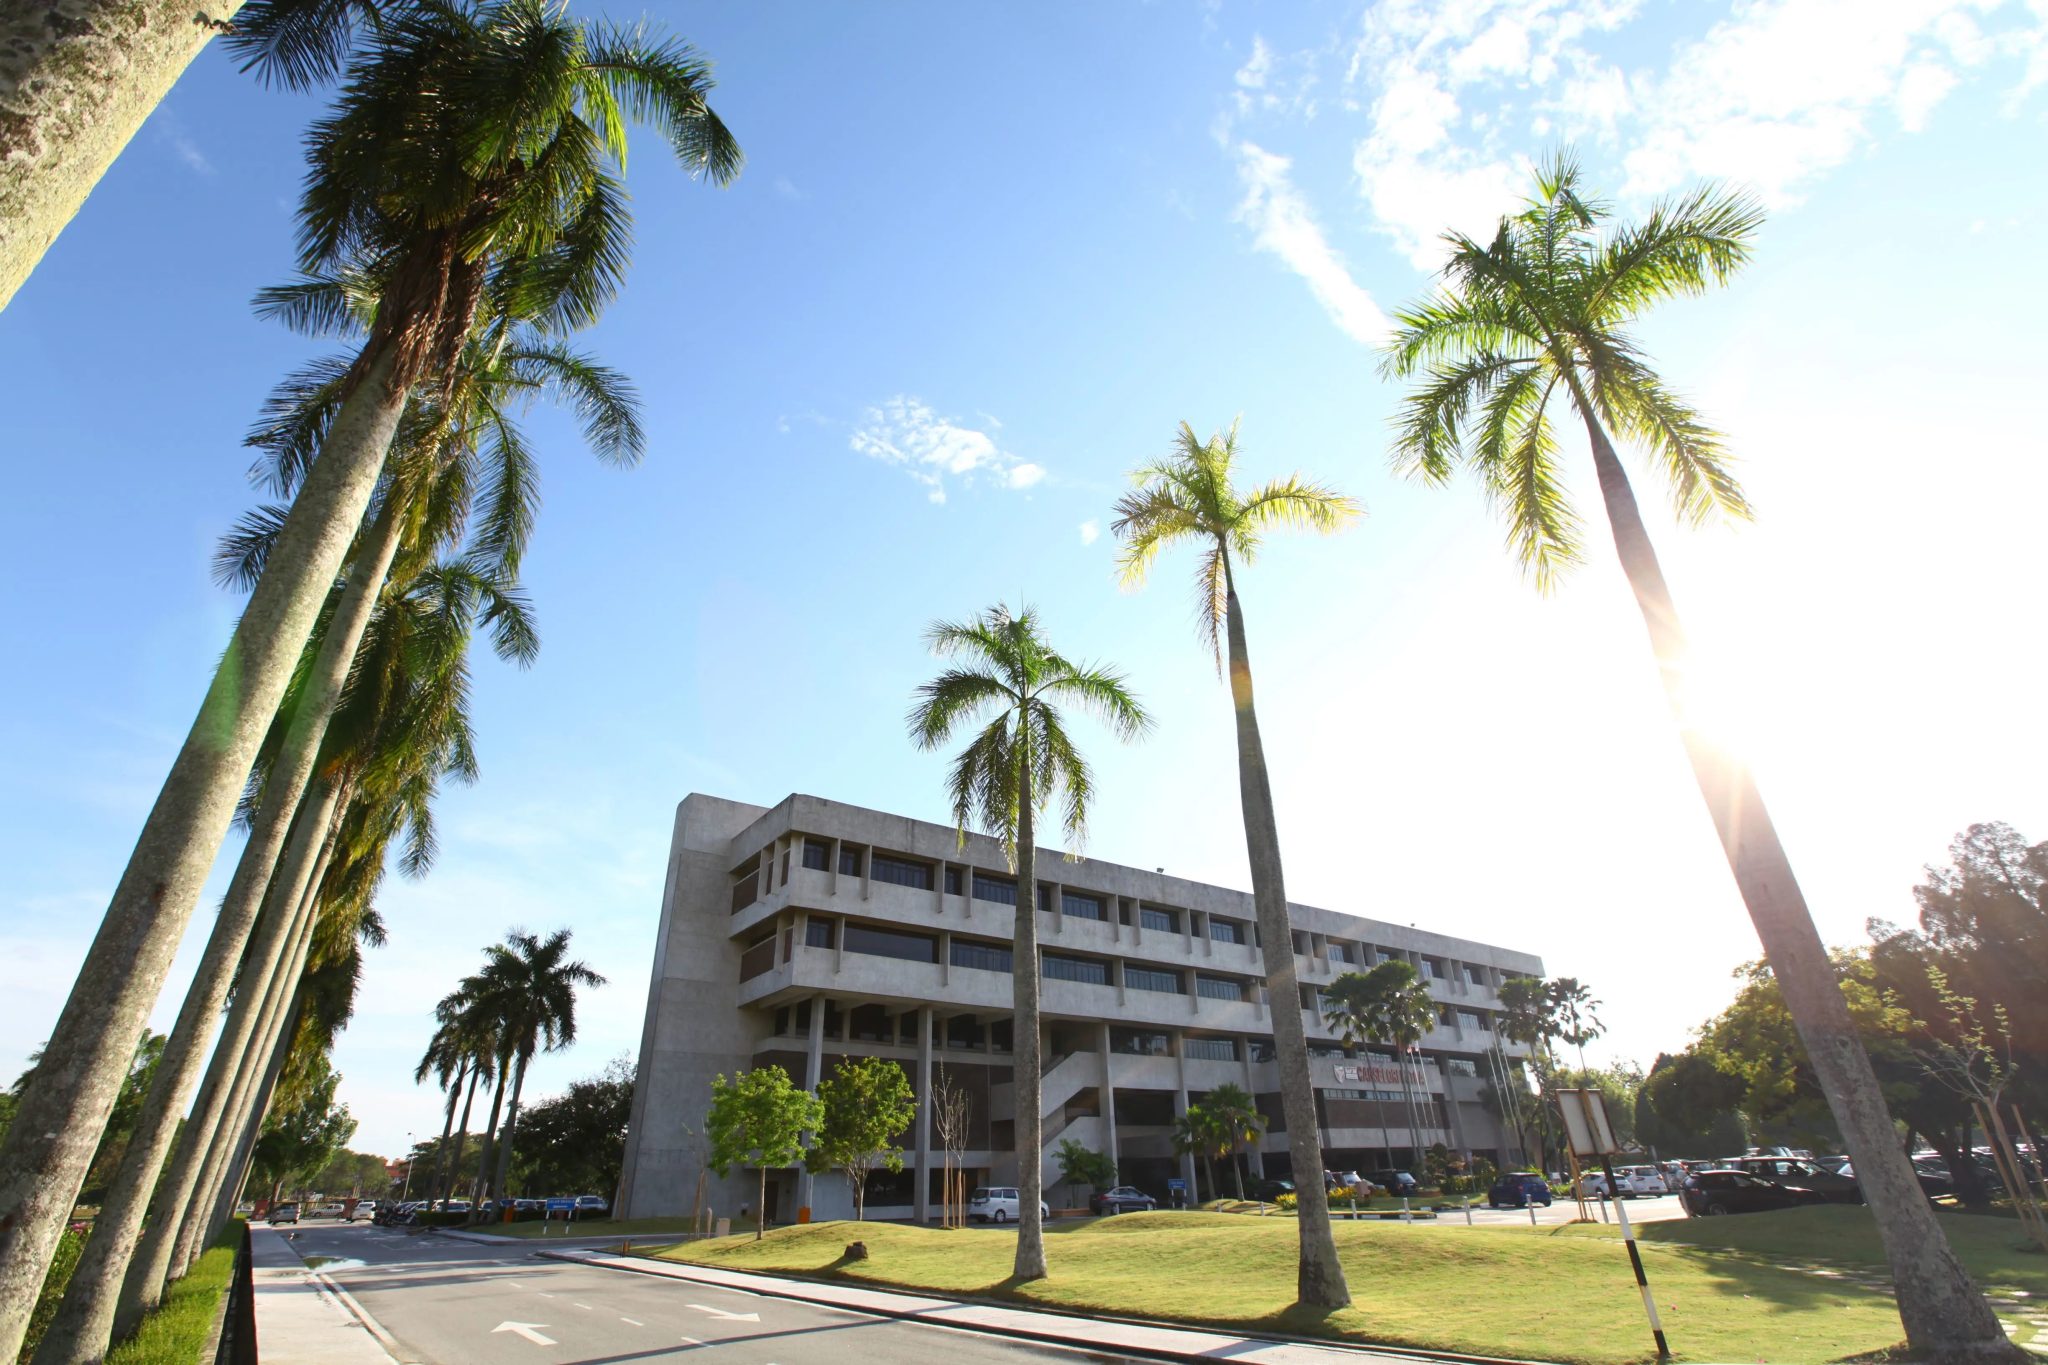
left=491, top=1321, right=557, bottom=1346
left=679, top=1336, right=706, bottom=1349
left=685, top=1303, right=761, bottom=1322
left=573, top=1302, right=593, bottom=1310
left=621, top=1317, right=644, bottom=1326
left=536, top=1291, right=556, bottom=1297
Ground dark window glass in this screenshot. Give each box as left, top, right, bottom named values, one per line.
left=1249, top=1039, right=1276, bottom=1063
left=1109, top=1028, right=1171, bottom=1056
left=1196, top=975, right=1246, bottom=1002
left=802, top=839, right=829, bottom=871
left=850, top=1004, right=891, bottom=1042
left=950, top=939, right=1014, bottom=973
left=1185, top=1037, right=1237, bottom=1061
left=1042, top=954, right=1110, bottom=986
left=839, top=845, right=862, bottom=876
left=944, top=867, right=962, bottom=894
left=973, top=873, right=1017, bottom=905
left=823, top=1001, right=842, bottom=1040
left=1208, top=918, right=1246, bottom=945
left=871, top=852, right=934, bottom=891
left=1061, top=891, right=1105, bottom=921
left=990, top=1019, right=1013, bottom=1052
left=1139, top=906, right=1178, bottom=933
left=843, top=923, right=938, bottom=964
left=772, top=1007, right=791, bottom=1036
left=805, top=919, right=835, bottom=948
left=1124, top=966, right=1184, bottom=994
left=946, top=1016, right=983, bottom=1050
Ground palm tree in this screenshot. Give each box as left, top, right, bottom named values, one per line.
left=0, top=0, right=380, bottom=313
left=1111, top=421, right=1359, bottom=1310
left=908, top=605, right=1149, bottom=1282
left=1171, top=1105, right=1227, bottom=1203
left=1380, top=149, right=2016, bottom=1362
left=1323, top=962, right=1436, bottom=1171
left=0, top=8, right=738, bottom=1345
left=1549, top=978, right=1604, bottom=1074
left=1205, top=1083, right=1264, bottom=1201
left=415, top=994, right=498, bottom=1210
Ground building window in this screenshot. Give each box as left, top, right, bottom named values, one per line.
left=871, top=852, right=934, bottom=891
left=944, top=866, right=962, bottom=894
left=1465, top=963, right=1487, bottom=987
left=1042, top=954, right=1110, bottom=986
left=823, top=1001, right=843, bottom=1040
left=1109, top=1028, right=1171, bottom=1056
left=1459, top=1010, right=1489, bottom=1032
left=1196, top=975, right=1246, bottom=1002
left=1446, top=1058, right=1479, bottom=1077
left=843, top=923, right=938, bottom=964
left=1327, top=942, right=1354, bottom=963
left=1375, top=950, right=1397, bottom=965
left=1061, top=890, right=1106, bottom=921
left=1124, top=966, right=1184, bottom=995
left=950, top=939, right=1013, bottom=973
left=1307, top=1044, right=1345, bottom=1059
left=1208, top=918, right=1246, bottom=945
left=839, top=845, right=862, bottom=876
left=801, top=839, right=830, bottom=872
left=1420, top=957, right=1442, bottom=979
left=850, top=1004, right=892, bottom=1042
left=772, top=1006, right=792, bottom=1036
left=990, top=1019, right=1014, bottom=1053
left=739, top=934, right=776, bottom=981
left=805, top=919, right=835, bottom=949
left=1249, top=1038, right=1276, bottom=1063
left=946, top=1015, right=983, bottom=1050
left=1185, top=1037, right=1237, bottom=1062
left=1139, top=906, right=1178, bottom=933
left=973, top=872, right=1017, bottom=905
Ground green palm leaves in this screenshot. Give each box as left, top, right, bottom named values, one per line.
left=1112, top=421, right=1359, bottom=670
left=1379, top=150, right=1760, bottom=590
left=1324, top=961, right=1436, bottom=1051
left=908, top=605, right=1150, bottom=859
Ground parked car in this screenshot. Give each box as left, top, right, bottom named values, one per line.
left=1248, top=1178, right=1295, bottom=1202
left=572, top=1194, right=611, bottom=1216
left=512, top=1198, right=545, bottom=1214
left=346, top=1200, right=377, bottom=1221
left=436, top=1199, right=472, bottom=1214
left=1363, top=1169, right=1420, bottom=1197
left=268, top=1203, right=301, bottom=1225
left=1487, top=1172, right=1553, bottom=1208
left=1728, top=1156, right=1861, bottom=1204
left=967, top=1186, right=1050, bottom=1224
left=1616, top=1165, right=1669, bottom=1195
left=1089, top=1185, right=1158, bottom=1215
left=1576, top=1171, right=1616, bottom=1199
left=1680, top=1169, right=1829, bottom=1217
left=1324, top=1169, right=1368, bottom=1196
left=311, top=1202, right=347, bottom=1219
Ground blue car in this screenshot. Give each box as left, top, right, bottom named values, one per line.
left=1488, top=1172, right=1554, bottom=1208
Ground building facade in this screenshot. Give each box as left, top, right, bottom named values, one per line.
left=618, top=793, right=1544, bottom=1225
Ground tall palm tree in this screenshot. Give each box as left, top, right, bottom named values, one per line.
left=416, top=994, right=498, bottom=1210
left=1171, top=1105, right=1227, bottom=1202
left=1323, top=961, right=1435, bottom=1171
left=908, top=605, right=1149, bottom=1282
left=0, top=8, right=738, bottom=1345
left=1205, top=1082, right=1264, bottom=1201
left=1380, top=149, right=2016, bottom=1362
left=1549, top=978, right=1604, bottom=1074
left=461, top=929, right=605, bottom=1210
left=1111, top=421, right=1359, bottom=1310
left=0, top=0, right=378, bottom=313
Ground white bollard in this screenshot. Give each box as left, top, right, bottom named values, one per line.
left=1401, top=1197, right=1411, bottom=1223
left=1528, top=1202, right=1539, bottom=1227
left=1464, top=1200, right=1473, bottom=1226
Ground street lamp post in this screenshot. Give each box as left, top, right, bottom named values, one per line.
left=400, top=1134, right=415, bottom=1201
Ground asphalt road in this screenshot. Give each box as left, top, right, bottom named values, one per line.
left=278, top=1221, right=1131, bottom=1365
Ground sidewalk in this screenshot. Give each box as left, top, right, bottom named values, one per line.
left=544, top=1245, right=1536, bottom=1365
left=250, top=1227, right=403, bottom=1365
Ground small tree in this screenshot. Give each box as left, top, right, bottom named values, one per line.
left=1206, top=1084, right=1264, bottom=1201
left=706, top=1067, right=821, bottom=1241
left=931, top=1063, right=972, bottom=1228
left=808, top=1057, right=917, bottom=1221
left=1053, top=1139, right=1116, bottom=1203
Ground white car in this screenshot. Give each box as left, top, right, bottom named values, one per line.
left=967, top=1186, right=1051, bottom=1224
left=312, top=1202, right=348, bottom=1219
left=346, top=1200, right=377, bottom=1221
left=1617, top=1165, right=1668, bottom=1195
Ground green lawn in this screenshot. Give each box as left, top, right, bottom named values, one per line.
left=104, top=1239, right=237, bottom=1365
left=485, top=1214, right=759, bottom=1240
left=652, top=1211, right=1915, bottom=1364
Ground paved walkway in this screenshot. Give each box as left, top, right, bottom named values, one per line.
left=251, top=1226, right=404, bottom=1364
left=545, top=1245, right=1497, bottom=1364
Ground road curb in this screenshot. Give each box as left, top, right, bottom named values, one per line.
left=541, top=1246, right=1558, bottom=1365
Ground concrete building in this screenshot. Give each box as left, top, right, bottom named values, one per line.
left=618, top=793, right=1543, bottom=1225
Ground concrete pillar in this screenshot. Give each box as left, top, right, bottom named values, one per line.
left=1049, top=881, right=1063, bottom=935
left=860, top=844, right=873, bottom=900
left=915, top=1007, right=933, bottom=1223
left=802, top=995, right=826, bottom=1212
left=829, top=838, right=842, bottom=896
left=1098, top=1022, right=1120, bottom=1175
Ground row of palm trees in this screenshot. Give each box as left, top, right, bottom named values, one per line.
left=416, top=930, right=606, bottom=1212
left=906, top=155, right=2019, bottom=1361
left=0, top=4, right=743, bottom=1361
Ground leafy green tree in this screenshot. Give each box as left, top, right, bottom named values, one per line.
left=908, top=604, right=1149, bottom=1280
left=1053, top=1140, right=1117, bottom=1201
left=242, top=1051, right=355, bottom=1205
left=1324, top=961, right=1436, bottom=1165
left=0, top=9, right=737, bottom=1348
left=1637, top=1052, right=1748, bottom=1159
left=807, top=1057, right=918, bottom=1221
left=1111, top=420, right=1359, bottom=1310
left=707, top=1067, right=822, bottom=1241
left=1379, top=149, right=2011, bottom=1360
left=509, top=1057, right=635, bottom=1200
left=1204, top=1083, right=1264, bottom=1201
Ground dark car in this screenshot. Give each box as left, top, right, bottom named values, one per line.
left=1487, top=1172, right=1553, bottom=1208
left=1729, top=1156, right=1862, bottom=1204
left=1365, top=1169, right=1420, bottom=1197
left=1681, top=1169, right=1829, bottom=1217
left=1249, top=1178, right=1295, bottom=1202
left=1089, top=1185, right=1158, bottom=1215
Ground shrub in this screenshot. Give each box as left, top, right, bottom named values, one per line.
left=1274, top=1192, right=1297, bottom=1212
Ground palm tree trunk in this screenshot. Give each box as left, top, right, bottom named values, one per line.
left=1233, top=1144, right=1247, bottom=1201
left=755, top=1165, right=766, bottom=1241
left=471, top=1058, right=510, bottom=1209
left=1573, top=398, right=2015, bottom=1363
left=1398, top=1051, right=1420, bottom=1172
left=1011, top=753, right=1048, bottom=1280
left=1221, top=559, right=1349, bottom=1310
left=115, top=784, right=341, bottom=1334
left=428, top=1060, right=467, bottom=1208
left=443, top=1067, right=483, bottom=1205
left=206, top=977, right=311, bottom=1252
left=37, top=501, right=406, bottom=1364
left=490, top=1055, right=531, bottom=1209
left=0, top=347, right=405, bottom=1362
left=0, top=0, right=250, bottom=313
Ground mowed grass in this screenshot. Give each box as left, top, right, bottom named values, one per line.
left=656, top=1211, right=1911, bottom=1363
left=104, top=1240, right=237, bottom=1365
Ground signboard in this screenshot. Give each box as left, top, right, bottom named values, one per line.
left=1333, top=1062, right=1408, bottom=1087
left=1165, top=1179, right=1187, bottom=1192
left=1555, top=1088, right=1621, bottom=1158
left=545, top=1197, right=577, bottom=1215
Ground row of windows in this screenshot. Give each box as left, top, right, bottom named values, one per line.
left=1123, top=966, right=1184, bottom=995
left=1184, top=1037, right=1238, bottom=1061
left=1042, top=954, right=1110, bottom=986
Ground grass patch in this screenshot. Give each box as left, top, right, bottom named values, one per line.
left=485, top=1214, right=761, bottom=1240
left=104, top=1238, right=237, bottom=1365
left=653, top=1212, right=1910, bottom=1364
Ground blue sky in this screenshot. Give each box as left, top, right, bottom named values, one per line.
left=3, top=0, right=2045, bottom=1159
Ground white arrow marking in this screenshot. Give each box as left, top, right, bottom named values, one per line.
left=685, top=1303, right=761, bottom=1322
left=491, top=1321, right=557, bottom=1346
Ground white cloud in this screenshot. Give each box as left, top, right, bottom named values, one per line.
left=151, top=109, right=214, bottom=176
left=772, top=174, right=803, bottom=200
left=1231, top=141, right=1390, bottom=345
left=1079, top=519, right=1101, bottom=545
left=849, top=397, right=1046, bottom=503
